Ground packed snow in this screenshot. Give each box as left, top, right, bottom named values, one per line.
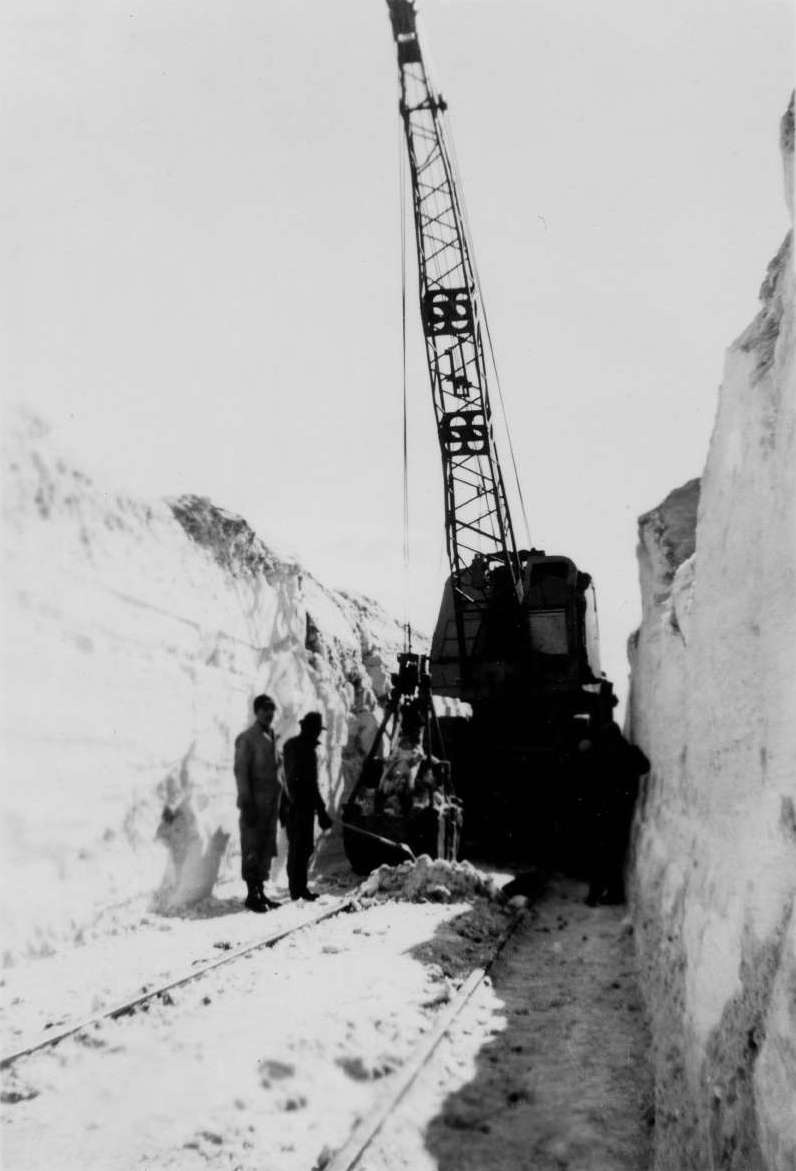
left=627, top=96, right=796, bottom=1171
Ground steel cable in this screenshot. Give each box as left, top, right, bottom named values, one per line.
left=399, top=122, right=412, bottom=651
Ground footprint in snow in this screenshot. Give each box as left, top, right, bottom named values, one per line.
left=184, top=1130, right=224, bottom=1150
left=258, top=1058, right=295, bottom=1087
left=336, top=1055, right=396, bottom=1081
left=1, top=1083, right=40, bottom=1105
left=74, top=1031, right=107, bottom=1050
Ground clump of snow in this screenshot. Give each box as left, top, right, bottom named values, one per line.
left=153, top=797, right=230, bottom=912
left=357, top=855, right=502, bottom=903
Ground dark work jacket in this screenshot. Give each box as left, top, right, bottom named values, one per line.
left=282, top=734, right=327, bottom=843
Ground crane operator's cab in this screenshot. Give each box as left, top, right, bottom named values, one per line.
left=430, top=548, right=606, bottom=707
left=524, top=552, right=601, bottom=690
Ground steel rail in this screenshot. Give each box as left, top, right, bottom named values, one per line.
left=324, top=908, right=525, bottom=1171
left=0, top=895, right=357, bottom=1071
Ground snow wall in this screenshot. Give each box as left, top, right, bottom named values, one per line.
left=627, top=96, right=795, bottom=1171
left=1, top=412, right=406, bottom=963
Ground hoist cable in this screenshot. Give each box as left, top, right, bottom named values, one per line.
left=399, top=121, right=411, bottom=651
left=481, top=290, right=533, bottom=551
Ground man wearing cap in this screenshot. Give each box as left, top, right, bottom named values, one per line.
left=234, top=694, right=282, bottom=912
left=281, top=711, right=333, bottom=901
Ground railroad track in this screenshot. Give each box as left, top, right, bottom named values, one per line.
left=3, top=884, right=537, bottom=1171
left=324, top=907, right=526, bottom=1171
left=0, top=894, right=357, bottom=1071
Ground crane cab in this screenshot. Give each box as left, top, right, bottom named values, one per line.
left=522, top=552, right=601, bottom=690
left=430, top=549, right=603, bottom=705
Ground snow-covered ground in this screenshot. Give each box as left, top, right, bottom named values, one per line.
left=0, top=861, right=510, bottom=1170
left=1, top=870, right=653, bottom=1171
left=627, top=97, right=795, bottom=1171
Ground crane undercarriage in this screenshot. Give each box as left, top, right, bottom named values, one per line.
left=342, top=652, right=463, bottom=874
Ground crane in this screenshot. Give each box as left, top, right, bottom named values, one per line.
left=387, top=0, right=524, bottom=694
left=386, top=0, right=615, bottom=855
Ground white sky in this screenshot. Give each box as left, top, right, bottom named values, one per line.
left=3, top=0, right=793, bottom=710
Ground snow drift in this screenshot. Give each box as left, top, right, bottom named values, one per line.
left=628, top=96, right=795, bottom=1171
left=1, top=412, right=406, bottom=962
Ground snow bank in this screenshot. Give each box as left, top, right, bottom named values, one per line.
left=628, top=96, right=795, bottom=1171
left=1, top=412, right=406, bottom=961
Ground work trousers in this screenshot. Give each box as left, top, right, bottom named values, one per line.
left=586, top=820, right=628, bottom=904
left=239, top=798, right=279, bottom=886
left=286, top=817, right=315, bottom=898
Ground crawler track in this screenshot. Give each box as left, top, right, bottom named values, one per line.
left=325, top=908, right=525, bottom=1171
left=0, top=895, right=356, bottom=1071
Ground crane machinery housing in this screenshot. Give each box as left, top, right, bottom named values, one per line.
left=344, top=1, right=616, bottom=871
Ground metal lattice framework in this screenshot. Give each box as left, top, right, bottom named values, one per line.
left=387, top=0, right=522, bottom=652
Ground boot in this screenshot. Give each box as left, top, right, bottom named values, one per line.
left=244, top=883, right=267, bottom=912
left=257, top=882, right=280, bottom=910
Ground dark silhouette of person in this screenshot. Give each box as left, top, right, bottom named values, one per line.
left=234, top=694, right=282, bottom=912
left=282, top=711, right=333, bottom=901
left=584, top=722, right=649, bottom=906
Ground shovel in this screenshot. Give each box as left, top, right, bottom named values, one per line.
left=340, top=820, right=417, bottom=862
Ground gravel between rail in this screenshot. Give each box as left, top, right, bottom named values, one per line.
left=359, top=877, right=655, bottom=1171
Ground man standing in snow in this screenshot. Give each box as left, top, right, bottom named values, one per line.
left=281, top=711, right=333, bottom=901
left=234, top=694, right=282, bottom=912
